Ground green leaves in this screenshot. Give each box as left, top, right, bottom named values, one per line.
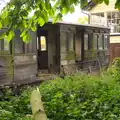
left=104, top=0, right=109, bottom=5
left=0, top=21, right=2, bottom=29
left=38, top=17, right=45, bottom=26
left=5, top=30, right=15, bottom=42
left=20, top=30, right=32, bottom=43
left=39, top=73, right=120, bottom=120
left=80, top=0, right=88, bottom=9
left=115, top=0, right=120, bottom=10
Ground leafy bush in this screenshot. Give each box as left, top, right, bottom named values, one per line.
left=39, top=73, right=120, bottom=120
left=1, top=72, right=120, bottom=119
left=0, top=86, right=33, bottom=120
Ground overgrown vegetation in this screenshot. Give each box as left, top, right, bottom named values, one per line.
left=1, top=58, right=120, bottom=119
left=0, top=87, right=33, bottom=120
left=108, top=57, right=120, bottom=82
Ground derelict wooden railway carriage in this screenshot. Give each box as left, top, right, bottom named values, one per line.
left=0, top=22, right=110, bottom=86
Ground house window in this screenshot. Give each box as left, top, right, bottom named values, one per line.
left=107, top=12, right=120, bottom=33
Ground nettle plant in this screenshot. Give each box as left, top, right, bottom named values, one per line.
left=0, top=0, right=119, bottom=43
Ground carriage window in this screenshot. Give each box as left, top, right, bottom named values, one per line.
left=4, top=39, right=9, bottom=51
left=61, top=32, right=67, bottom=52
left=40, top=36, right=47, bottom=51
left=0, top=41, right=2, bottom=51
left=84, top=33, right=88, bottom=50
left=25, top=42, right=33, bottom=53
left=0, top=39, right=10, bottom=54
left=25, top=31, right=36, bottom=53
left=14, top=31, right=24, bottom=54
left=0, top=31, right=10, bottom=54
left=104, top=35, right=108, bottom=49
left=93, top=34, right=98, bottom=50
left=88, top=33, right=93, bottom=50
left=98, top=35, right=103, bottom=50
left=68, top=32, right=74, bottom=51
left=15, top=39, right=24, bottom=54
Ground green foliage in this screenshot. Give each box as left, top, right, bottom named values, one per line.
left=0, top=86, right=33, bottom=120
left=108, top=57, right=120, bottom=81
left=1, top=71, right=120, bottom=119
left=0, top=0, right=118, bottom=42
left=39, top=73, right=120, bottom=120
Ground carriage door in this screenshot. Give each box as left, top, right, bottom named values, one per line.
left=37, top=30, right=48, bottom=70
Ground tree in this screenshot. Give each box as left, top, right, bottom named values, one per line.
left=0, top=0, right=119, bottom=42
left=77, top=16, right=88, bottom=24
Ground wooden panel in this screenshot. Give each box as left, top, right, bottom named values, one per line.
left=0, top=55, right=13, bottom=85
left=14, top=55, right=37, bottom=83
left=110, top=43, right=120, bottom=63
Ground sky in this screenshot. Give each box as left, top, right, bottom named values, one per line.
left=0, top=0, right=87, bottom=23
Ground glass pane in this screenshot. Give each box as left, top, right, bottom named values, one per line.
left=107, top=12, right=111, bottom=19
left=68, top=32, right=74, bottom=51
left=88, top=33, right=93, bottom=50
left=93, top=34, right=98, bottom=50
left=25, top=31, right=36, bottom=53
left=25, top=42, right=32, bottom=53
left=4, top=39, right=9, bottom=51
left=37, top=37, right=39, bottom=50
left=117, top=12, right=120, bottom=18
left=104, top=35, right=108, bottom=49
left=40, top=36, right=47, bottom=51
left=15, top=31, right=24, bottom=54
left=112, top=12, right=115, bottom=19
left=0, top=40, right=2, bottom=51
left=60, top=32, right=67, bottom=52
left=98, top=35, right=103, bottom=50
left=84, top=33, right=88, bottom=50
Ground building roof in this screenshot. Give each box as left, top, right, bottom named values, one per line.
left=48, top=20, right=110, bottom=30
